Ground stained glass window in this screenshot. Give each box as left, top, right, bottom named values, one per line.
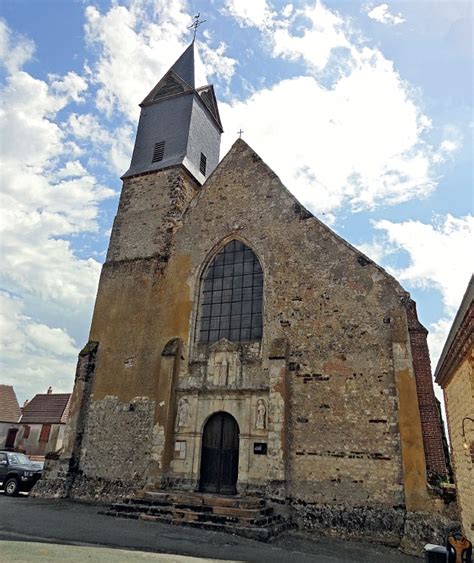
left=199, top=240, right=263, bottom=343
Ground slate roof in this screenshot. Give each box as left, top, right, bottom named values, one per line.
left=124, top=41, right=222, bottom=182
left=167, top=41, right=207, bottom=89
left=141, top=41, right=208, bottom=106
left=20, top=393, right=71, bottom=424
left=0, top=385, right=21, bottom=423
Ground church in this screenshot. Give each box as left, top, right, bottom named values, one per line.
left=37, top=41, right=455, bottom=549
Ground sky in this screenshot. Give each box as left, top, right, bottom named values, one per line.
left=0, top=0, right=472, bottom=405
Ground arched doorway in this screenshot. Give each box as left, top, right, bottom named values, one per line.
left=200, top=412, right=239, bottom=495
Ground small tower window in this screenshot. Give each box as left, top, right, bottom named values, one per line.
left=152, top=141, right=165, bottom=163
left=200, top=152, right=207, bottom=176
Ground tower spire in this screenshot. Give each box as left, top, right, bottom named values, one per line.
left=122, top=41, right=222, bottom=183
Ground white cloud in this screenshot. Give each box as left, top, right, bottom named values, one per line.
left=49, top=71, right=88, bottom=103
left=271, top=0, right=351, bottom=72
left=0, top=293, right=78, bottom=401
left=199, top=41, right=237, bottom=84
left=224, top=0, right=275, bottom=29
left=367, top=4, right=406, bottom=26
left=362, top=215, right=472, bottom=373
left=54, top=161, right=88, bottom=180
left=427, top=316, right=456, bottom=370
left=221, top=63, right=435, bottom=214
left=0, top=19, right=35, bottom=74
left=439, top=139, right=458, bottom=154
left=67, top=113, right=134, bottom=176
left=356, top=240, right=393, bottom=263
left=219, top=0, right=440, bottom=215
left=373, top=214, right=474, bottom=312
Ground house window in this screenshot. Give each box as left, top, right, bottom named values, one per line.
left=23, top=425, right=30, bottom=439
left=200, top=152, right=207, bottom=175
left=199, top=240, right=263, bottom=343
left=39, top=424, right=51, bottom=443
left=152, top=141, right=165, bottom=163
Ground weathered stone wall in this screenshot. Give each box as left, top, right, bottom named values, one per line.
left=33, top=341, right=98, bottom=498
left=168, top=140, right=408, bottom=508
left=444, top=355, right=474, bottom=542
left=79, top=396, right=155, bottom=481
left=107, top=166, right=199, bottom=262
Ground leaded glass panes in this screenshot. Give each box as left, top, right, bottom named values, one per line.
left=199, top=240, right=263, bottom=343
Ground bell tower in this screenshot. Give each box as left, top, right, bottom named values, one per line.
left=106, top=41, right=223, bottom=263
left=123, top=41, right=223, bottom=182
left=32, top=41, right=224, bottom=497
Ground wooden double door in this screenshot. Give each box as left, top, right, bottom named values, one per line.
left=199, top=412, right=239, bottom=495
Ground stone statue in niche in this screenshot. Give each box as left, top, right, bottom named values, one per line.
left=216, top=358, right=229, bottom=386
left=256, top=399, right=267, bottom=430
left=207, top=339, right=241, bottom=387
left=176, top=397, right=189, bottom=429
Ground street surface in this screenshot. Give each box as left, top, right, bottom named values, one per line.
left=0, top=494, right=419, bottom=562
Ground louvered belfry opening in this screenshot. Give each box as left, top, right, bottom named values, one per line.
left=152, top=141, right=165, bottom=163
left=199, top=240, right=263, bottom=343
left=153, top=75, right=184, bottom=100
left=200, top=152, right=207, bottom=175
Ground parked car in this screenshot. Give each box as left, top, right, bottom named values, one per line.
left=0, top=451, right=43, bottom=496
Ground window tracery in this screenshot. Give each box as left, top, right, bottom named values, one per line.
left=198, top=240, right=263, bottom=343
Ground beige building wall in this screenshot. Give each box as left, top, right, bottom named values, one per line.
left=444, top=354, right=474, bottom=542
left=16, top=423, right=66, bottom=458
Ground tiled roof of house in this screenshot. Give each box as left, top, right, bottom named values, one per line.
left=0, top=384, right=21, bottom=423
left=20, top=393, right=71, bottom=424
left=60, top=394, right=72, bottom=424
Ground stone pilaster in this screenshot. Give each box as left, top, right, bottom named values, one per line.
left=267, top=338, right=289, bottom=496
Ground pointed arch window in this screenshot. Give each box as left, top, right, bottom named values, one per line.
left=199, top=240, right=263, bottom=343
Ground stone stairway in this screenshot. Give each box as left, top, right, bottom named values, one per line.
left=101, top=490, right=290, bottom=541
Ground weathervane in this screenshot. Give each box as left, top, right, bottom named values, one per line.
left=189, top=13, right=206, bottom=41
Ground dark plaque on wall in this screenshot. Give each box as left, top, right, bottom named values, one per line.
left=253, top=442, right=267, bottom=455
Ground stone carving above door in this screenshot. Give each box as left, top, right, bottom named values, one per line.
left=207, top=339, right=241, bottom=387
left=182, top=339, right=268, bottom=391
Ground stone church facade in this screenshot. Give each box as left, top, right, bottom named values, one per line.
left=37, top=42, right=455, bottom=547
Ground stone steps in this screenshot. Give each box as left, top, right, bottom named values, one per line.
left=101, top=490, right=291, bottom=541
left=140, top=490, right=267, bottom=510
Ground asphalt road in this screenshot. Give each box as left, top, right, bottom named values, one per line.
left=0, top=494, right=420, bottom=562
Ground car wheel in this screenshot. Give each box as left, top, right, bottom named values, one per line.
left=4, top=477, right=19, bottom=496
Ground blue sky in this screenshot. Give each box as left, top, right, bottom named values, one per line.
left=0, top=0, right=472, bottom=404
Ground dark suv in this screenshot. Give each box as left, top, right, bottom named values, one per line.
left=0, top=451, right=43, bottom=496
